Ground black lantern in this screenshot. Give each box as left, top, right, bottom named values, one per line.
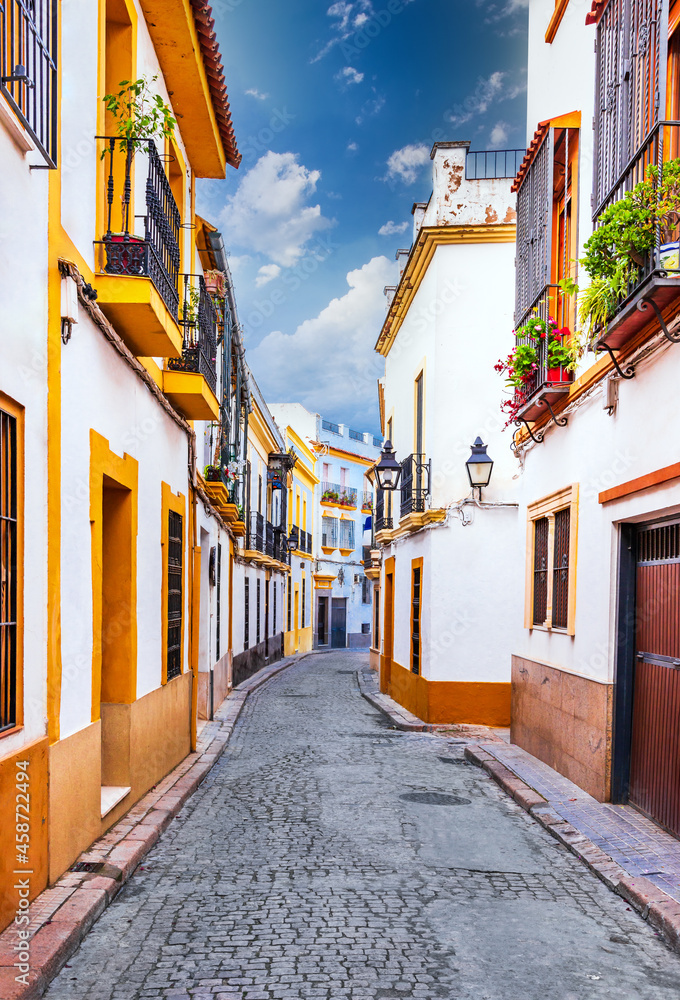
left=465, top=437, right=493, bottom=497
left=287, top=526, right=298, bottom=552
left=373, top=440, right=402, bottom=492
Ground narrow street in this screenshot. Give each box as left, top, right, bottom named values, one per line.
left=45, top=653, right=680, bottom=1000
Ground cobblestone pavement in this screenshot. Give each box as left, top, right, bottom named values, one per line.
left=45, top=652, right=680, bottom=1000
left=481, top=742, right=680, bottom=902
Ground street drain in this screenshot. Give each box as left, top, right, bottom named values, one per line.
left=399, top=792, right=471, bottom=805
left=69, top=861, right=123, bottom=880
left=438, top=756, right=471, bottom=766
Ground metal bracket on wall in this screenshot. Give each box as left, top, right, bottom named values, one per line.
left=595, top=342, right=636, bottom=379
left=637, top=295, right=680, bottom=344
left=536, top=397, right=568, bottom=426
left=514, top=418, right=544, bottom=444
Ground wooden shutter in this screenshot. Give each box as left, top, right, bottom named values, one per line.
left=533, top=517, right=549, bottom=626
left=593, top=0, right=667, bottom=216
left=515, top=131, right=554, bottom=324
left=552, top=508, right=571, bottom=630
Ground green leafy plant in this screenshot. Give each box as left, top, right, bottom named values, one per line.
left=102, top=75, right=176, bottom=153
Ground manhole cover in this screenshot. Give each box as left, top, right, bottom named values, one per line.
left=399, top=792, right=471, bottom=805
left=438, top=756, right=471, bottom=766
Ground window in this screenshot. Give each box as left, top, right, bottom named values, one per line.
left=318, top=596, right=328, bottom=645
left=256, top=578, right=261, bottom=645
left=244, top=577, right=250, bottom=649
left=167, top=511, right=183, bottom=681
left=415, top=372, right=424, bottom=455
left=322, top=515, right=338, bottom=549
left=526, top=485, right=579, bottom=634
left=0, top=0, right=58, bottom=167
left=273, top=581, right=277, bottom=634
left=373, top=587, right=380, bottom=651
left=362, top=576, right=371, bottom=604
left=215, top=542, right=222, bottom=660
left=302, top=576, right=306, bottom=628
left=340, top=467, right=349, bottom=488
left=339, top=519, right=355, bottom=551
left=361, top=622, right=370, bottom=634
left=1, top=407, right=19, bottom=733
left=287, top=577, right=292, bottom=632
left=411, top=559, right=423, bottom=675
left=323, top=462, right=331, bottom=481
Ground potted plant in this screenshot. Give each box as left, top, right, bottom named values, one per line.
left=204, top=464, right=221, bottom=483
left=102, top=75, right=176, bottom=155
left=322, top=489, right=339, bottom=503
left=205, top=269, right=226, bottom=297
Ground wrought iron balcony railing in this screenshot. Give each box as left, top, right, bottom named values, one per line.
left=514, top=284, right=573, bottom=410
left=248, top=510, right=264, bottom=553
left=99, top=137, right=180, bottom=319
left=167, top=274, right=218, bottom=394
left=320, top=481, right=357, bottom=507
left=1, top=1, right=57, bottom=166
left=265, top=521, right=275, bottom=558
left=302, top=530, right=312, bottom=554
left=466, top=148, right=525, bottom=180
left=375, top=490, right=392, bottom=532
left=400, top=454, right=431, bottom=519
left=361, top=491, right=373, bottom=509
left=273, top=527, right=289, bottom=565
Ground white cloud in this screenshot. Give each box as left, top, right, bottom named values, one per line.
left=347, top=141, right=359, bottom=153
left=335, top=65, right=364, bottom=86
left=384, top=143, right=429, bottom=184
left=443, top=71, right=526, bottom=129
left=248, top=256, right=397, bottom=419
left=478, top=0, right=529, bottom=21
left=355, top=91, right=385, bottom=126
left=219, top=152, right=333, bottom=268
left=489, top=121, right=510, bottom=147
left=312, top=1, right=415, bottom=62
left=245, top=88, right=268, bottom=101
left=378, top=220, right=409, bottom=236
left=255, top=264, right=282, bottom=287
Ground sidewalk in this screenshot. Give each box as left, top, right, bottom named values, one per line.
left=0, top=653, right=307, bottom=1000
left=359, top=664, right=680, bottom=953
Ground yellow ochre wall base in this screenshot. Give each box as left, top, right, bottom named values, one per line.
left=197, top=652, right=232, bottom=720
left=382, top=658, right=511, bottom=726
left=369, top=648, right=380, bottom=672
left=0, top=737, right=49, bottom=934
left=48, top=671, right=192, bottom=884
left=284, top=625, right=313, bottom=657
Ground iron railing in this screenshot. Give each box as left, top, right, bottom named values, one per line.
left=362, top=545, right=371, bottom=570
left=273, top=527, right=289, bottom=564
left=400, top=454, right=430, bottom=518
left=322, top=419, right=340, bottom=434
left=167, top=274, right=218, bottom=394
left=1, top=0, right=57, bottom=166
left=373, top=435, right=382, bottom=448
left=375, top=489, right=392, bottom=531
left=321, top=481, right=357, bottom=507
left=248, top=510, right=264, bottom=553
left=361, top=491, right=373, bottom=509
left=265, top=520, right=275, bottom=558
left=466, top=148, right=525, bottom=180
left=593, top=121, right=680, bottom=314
left=99, top=137, right=180, bottom=318
left=349, top=428, right=363, bottom=441
left=302, top=530, right=312, bottom=554
left=514, top=284, right=574, bottom=404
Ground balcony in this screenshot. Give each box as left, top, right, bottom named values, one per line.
left=465, top=148, right=525, bottom=180
left=95, top=138, right=183, bottom=359
left=361, top=491, right=373, bottom=512
left=164, top=274, right=219, bottom=420
left=514, top=285, right=573, bottom=423
left=290, top=526, right=312, bottom=555
left=593, top=122, right=680, bottom=353
left=375, top=490, right=393, bottom=533
left=273, top=527, right=290, bottom=565
left=320, top=482, right=357, bottom=508
left=400, top=454, right=431, bottom=519
left=202, top=468, right=240, bottom=523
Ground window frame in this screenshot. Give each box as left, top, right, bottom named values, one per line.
left=525, top=485, right=579, bottom=635
left=410, top=557, right=423, bottom=675
left=0, top=396, right=23, bottom=739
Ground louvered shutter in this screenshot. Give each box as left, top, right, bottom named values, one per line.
left=515, top=131, right=554, bottom=325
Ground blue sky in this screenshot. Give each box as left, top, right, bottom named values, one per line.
left=197, top=0, right=528, bottom=434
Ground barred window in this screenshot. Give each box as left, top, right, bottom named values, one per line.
left=1, top=409, right=18, bottom=732
left=166, top=511, right=183, bottom=681
left=256, top=578, right=261, bottom=645
left=302, top=576, right=306, bottom=628
left=339, top=518, right=355, bottom=550
left=322, top=515, right=338, bottom=549
left=527, top=486, right=578, bottom=634
left=273, top=581, right=277, bottom=635
left=533, top=517, right=549, bottom=627
left=244, top=577, right=250, bottom=649
left=552, top=508, right=570, bottom=630
left=287, top=577, right=292, bottom=632
left=411, top=563, right=422, bottom=675
left=215, top=542, right=222, bottom=661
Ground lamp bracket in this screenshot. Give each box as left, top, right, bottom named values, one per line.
left=514, top=418, right=544, bottom=444
left=596, top=342, right=636, bottom=378
left=537, top=397, right=568, bottom=426
left=637, top=295, right=680, bottom=343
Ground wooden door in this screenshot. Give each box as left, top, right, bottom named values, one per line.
left=331, top=598, right=346, bottom=649
left=629, top=521, right=680, bottom=836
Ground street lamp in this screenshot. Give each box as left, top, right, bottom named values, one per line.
left=373, top=440, right=402, bottom=492
left=465, top=437, right=493, bottom=499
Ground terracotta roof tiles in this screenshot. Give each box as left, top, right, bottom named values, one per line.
left=190, top=0, right=241, bottom=168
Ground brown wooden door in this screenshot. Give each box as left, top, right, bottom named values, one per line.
left=629, top=521, right=680, bottom=836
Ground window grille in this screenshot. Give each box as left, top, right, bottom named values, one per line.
left=533, top=517, right=549, bottom=626
left=166, top=511, right=183, bottom=680
left=411, top=566, right=421, bottom=675
left=256, top=578, right=261, bottom=645
left=0, top=0, right=58, bottom=167
left=552, top=508, right=570, bottom=630
left=638, top=522, right=680, bottom=562
left=339, top=519, right=355, bottom=550
left=244, top=577, right=250, bottom=649
left=302, top=577, right=306, bottom=628
left=287, top=577, right=291, bottom=632
left=362, top=576, right=371, bottom=604
left=0, top=410, right=17, bottom=733
left=373, top=588, right=380, bottom=650
left=215, top=542, right=222, bottom=661
left=322, top=515, right=338, bottom=548
left=273, top=581, right=277, bottom=634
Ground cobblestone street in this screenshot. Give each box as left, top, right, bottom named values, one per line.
left=45, top=653, right=680, bottom=1000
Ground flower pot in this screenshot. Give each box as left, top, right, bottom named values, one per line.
left=547, top=367, right=571, bottom=384
left=660, top=241, right=680, bottom=276
left=205, top=269, right=226, bottom=296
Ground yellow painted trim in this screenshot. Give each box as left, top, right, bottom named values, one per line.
left=0, top=393, right=24, bottom=739
left=323, top=445, right=375, bottom=467
left=249, top=400, right=281, bottom=457
left=526, top=484, right=579, bottom=636
left=161, top=482, right=187, bottom=684
left=378, top=380, right=385, bottom=436
left=89, top=431, right=139, bottom=721
left=545, top=0, right=570, bottom=42
left=162, top=370, right=220, bottom=420
left=376, top=224, right=517, bottom=357
left=95, top=274, right=183, bottom=359
left=287, top=426, right=318, bottom=467
left=410, top=557, right=424, bottom=674
left=413, top=358, right=426, bottom=454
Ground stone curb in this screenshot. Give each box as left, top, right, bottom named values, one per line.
left=355, top=667, right=433, bottom=732
left=464, top=744, right=680, bottom=954
left=0, top=653, right=308, bottom=1000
